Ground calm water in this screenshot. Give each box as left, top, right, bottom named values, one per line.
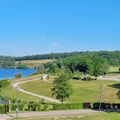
left=0, top=68, right=36, bottom=80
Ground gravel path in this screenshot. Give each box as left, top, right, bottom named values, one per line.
left=0, top=109, right=98, bottom=119
left=98, top=75, right=120, bottom=81
left=12, top=77, right=61, bottom=104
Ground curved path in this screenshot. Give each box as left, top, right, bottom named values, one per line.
left=12, top=77, right=61, bottom=104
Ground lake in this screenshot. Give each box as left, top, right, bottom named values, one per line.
left=0, top=68, right=36, bottom=80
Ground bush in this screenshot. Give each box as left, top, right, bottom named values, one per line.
left=28, top=102, right=39, bottom=111
left=52, top=103, right=83, bottom=110
left=0, top=80, right=10, bottom=88
left=0, top=104, right=5, bottom=114
left=83, top=103, right=91, bottom=109
left=15, top=73, right=22, bottom=79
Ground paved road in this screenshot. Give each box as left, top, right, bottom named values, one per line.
left=12, top=78, right=61, bottom=104
left=98, top=75, right=120, bottom=81
left=0, top=109, right=98, bottom=120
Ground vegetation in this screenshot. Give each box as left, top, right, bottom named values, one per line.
left=16, top=62, right=29, bottom=69
left=15, top=51, right=120, bottom=66
left=20, top=79, right=120, bottom=103
left=15, top=73, right=22, bottom=79
left=0, top=56, right=15, bottom=68
left=52, top=71, right=72, bottom=103
left=11, top=113, right=120, bottom=120
left=45, top=55, right=109, bottom=79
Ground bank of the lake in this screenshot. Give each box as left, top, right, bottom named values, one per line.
left=0, top=68, right=36, bottom=80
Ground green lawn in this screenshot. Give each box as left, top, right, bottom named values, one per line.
left=20, top=79, right=120, bottom=103
left=1, top=84, right=39, bottom=102
left=109, top=66, right=119, bottom=73
left=11, top=113, right=120, bottom=120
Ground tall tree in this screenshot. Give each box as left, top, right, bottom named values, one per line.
left=91, top=56, right=109, bottom=79
left=51, top=71, right=72, bottom=103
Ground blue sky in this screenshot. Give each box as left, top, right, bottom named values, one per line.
left=0, top=0, right=120, bottom=56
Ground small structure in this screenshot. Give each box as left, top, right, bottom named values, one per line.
left=41, top=74, right=49, bottom=82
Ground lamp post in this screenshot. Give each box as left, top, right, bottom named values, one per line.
left=16, top=87, right=19, bottom=118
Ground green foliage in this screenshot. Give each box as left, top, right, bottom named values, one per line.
left=52, top=72, right=72, bottom=103
left=52, top=103, right=83, bottom=110
left=0, top=56, right=15, bottom=68
left=17, top=62, right=29, bottom=69
left=117, top=89, right=120, bottom=99
left=35, top=64, right=45, bottom=73
left=91, top=56, right=109, bottom=78
left=0, top=80, right=10, bottom=88
left=47, top=55, right=109, bottom=78
left=15, top=73, right=22, bottom=79
left=0, top=104, right=5, bottom=113
left=15, top=51, right=120, bottom=66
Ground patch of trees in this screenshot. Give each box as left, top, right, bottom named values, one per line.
left=45, top=55, right=109, bottom=79
left=15, top=51, right=120, bottom=66
left=0, top=56, right=15, bottom=68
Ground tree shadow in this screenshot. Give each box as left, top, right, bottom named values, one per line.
left=109, top=83, right=120, bottom=89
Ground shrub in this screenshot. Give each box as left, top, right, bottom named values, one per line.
left=0, top=104, right=5, bottom=114
left=28, top=102, right=38, bottom=111
left=83, top=103, right=91, bottom=109
left=52, top=103, right=83, bottom=110
left=0, top=80, right=10, bottom=88
left=15, top=73, right=22, bottom=79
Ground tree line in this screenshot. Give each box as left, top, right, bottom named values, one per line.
left=14, top=51, right=120, bottom=66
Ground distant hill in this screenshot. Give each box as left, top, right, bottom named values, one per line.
left=0, top=51, right=120, bottom=66
left=14, top=51, right=120, bottom=66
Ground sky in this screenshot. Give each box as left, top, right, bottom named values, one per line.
left=0, top=0, right=120, bottom=56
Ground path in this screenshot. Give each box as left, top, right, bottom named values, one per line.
left=0, top=109, right=98, bottom=119
left=98, top=75, right=120, bottom=81
left=12, top=76, right=61, bottom=104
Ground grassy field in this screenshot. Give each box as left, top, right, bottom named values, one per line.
left=20, top=79, right=120, bottom=103
left=11, top=113, right=120, bottom=120
left=109, top=66, right=119, bottom=73
left=17, top=59, right=55, bottom=68
left=1, top=75, right=46, bottom=102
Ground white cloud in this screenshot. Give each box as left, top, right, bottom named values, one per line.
left=50, top=42, right=59, bottom=47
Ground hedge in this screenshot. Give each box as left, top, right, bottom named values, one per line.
left=0, top=104, right=5, bottom=114
left=52, top=103, right=83, bottom=110
left=92, top=103, right=120, bottom=110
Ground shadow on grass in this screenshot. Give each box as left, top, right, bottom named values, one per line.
left=109, top=83, right=120, bottom=89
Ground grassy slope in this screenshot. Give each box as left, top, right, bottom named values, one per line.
left=11, top=113, right=120, bottom=120
left=1, top=75, right=43, bottom=102
left=17, top=59, right=55, bottom=68
left=109, top=66, right=119, bottom=73
left=20, top=79, right=120, bottom=103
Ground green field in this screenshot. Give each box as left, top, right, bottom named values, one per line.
left=109, top=66, right=120, bottom=73
left=20, top=79, right=120, bottom=103
left=11, top=113, right=120, bottom=120
left=17, top=59, right=55, bottom=68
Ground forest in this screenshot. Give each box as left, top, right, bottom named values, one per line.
left=0, top=51, right=120, bottom=68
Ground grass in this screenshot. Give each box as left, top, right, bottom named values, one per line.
left=17, top=59, right=55, bottom=68
left=20, top=79, right=120, bottom=103
left=109, top=66, right=119, bottom=73
left=11, top=113, right=120, bottom=120
left=1, top=74, right=49, bottom=102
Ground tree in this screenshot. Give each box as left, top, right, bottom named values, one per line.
left=15, top=73, right=22, bottom=79
left=51, top=72, right=72, bottom=103
left=35, top=64, right=45, bottom=73
left=91, top=57, right=109, bottom=79
left=117, top=89, right=120, bottom=99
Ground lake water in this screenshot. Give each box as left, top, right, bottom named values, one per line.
left=0, top=68, right=36, bottom=80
